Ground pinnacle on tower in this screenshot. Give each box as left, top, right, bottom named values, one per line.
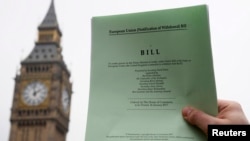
left=38, top=0, right=60, bottom=31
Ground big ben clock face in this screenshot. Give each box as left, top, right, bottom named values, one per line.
left=61, top=88, right=70, bottom=113
left=22, top=81, right=48, bottom=106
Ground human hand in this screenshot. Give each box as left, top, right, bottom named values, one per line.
left=182, top=99, right=249, bottom=135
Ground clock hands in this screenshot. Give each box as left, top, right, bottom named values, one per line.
left=32, top=82, right=45, bottom=97
left=33, top=91, right=37, bottom=97
left=33, top=87, right=41, bottom=97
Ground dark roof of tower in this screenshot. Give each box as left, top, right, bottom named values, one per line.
left=22, top=0, right=63, bottom=64
left=38, top=0, right=61, bottom=32
left=22, top=43, right=62, bottom=63
left=21, top=0, right=70, bottom=76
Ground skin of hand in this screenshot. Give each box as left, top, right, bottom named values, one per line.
left=182, top=99, right=249, bottom=135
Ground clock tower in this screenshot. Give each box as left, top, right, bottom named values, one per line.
left=9, top=1, right=72, bottom=141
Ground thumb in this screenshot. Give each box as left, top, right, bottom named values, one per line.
left=182, top=106, right=217, bottom=135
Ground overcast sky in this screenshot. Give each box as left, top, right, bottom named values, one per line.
left=0, top=0, right=250, bottom=140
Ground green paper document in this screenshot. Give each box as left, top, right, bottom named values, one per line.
left=85, top=5, right=217, bottom=141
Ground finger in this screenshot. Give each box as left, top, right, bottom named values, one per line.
left=182, top=106, right=218, bottom=135
left=217, top=99, right=249, bottom=124
left=218, top=99, right=242, bottom=111
left=217, top=99, right=233, bottom=111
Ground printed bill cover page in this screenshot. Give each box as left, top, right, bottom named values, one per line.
left=85, top=5, right=217, bottom=141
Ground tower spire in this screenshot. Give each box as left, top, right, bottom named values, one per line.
left=38, top=0, right=61, bottom=33
left=22, top=0, right=65, bottom=64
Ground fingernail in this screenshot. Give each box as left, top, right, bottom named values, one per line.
left=182, top=107, right=192, bottom=117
